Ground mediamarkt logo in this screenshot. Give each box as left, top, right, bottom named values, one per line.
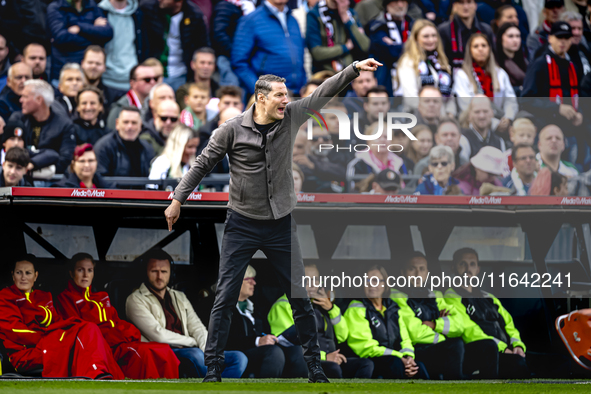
left=469, top=197, right=502, bottom=204
left=297, top=193, right=316, bottom=202
left=384, top=195, right=418, bottom=203
left=561, top=197, right=591, bottom=205
left=168, top=192, right=202, bottom=200
left=71, top=189, right=106, bottom=197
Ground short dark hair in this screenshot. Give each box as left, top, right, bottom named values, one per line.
left=216, top=85, right=243, bottom=100
left=69, top=252, right=95, bottom=273
left=301, top=79, right=324, bottom=94
left=192, top=47, right=216, bottom=61
left=551, top=171, right=567, bottom=195
left=405, top=251, right=428, bottom=266
left=366, top=86, right=389, bottom=97
left=119, top=106, right=141, bottom=117
left=5, top=147, right=30, bottom=167
left=142, top=248, right=173, bottom=270
left=254, top=74, right=286, bottom=99
left=77, top=85, right=105, bottom=106
left=452, top=248, right=479, bottom=266
left=12, top=254, right=38, bottom=273
left=23, top=42, right=47, bottom=57
left=436, top=117, right=461, bottom=134
left=83, top=45, right=106, bottom=62
left=129, top=64, right=140, bottom=81
left=511, top=143, right=535, bottom=164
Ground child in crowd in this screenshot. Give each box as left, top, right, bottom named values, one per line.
left=180, top=84, right=216, bottom=130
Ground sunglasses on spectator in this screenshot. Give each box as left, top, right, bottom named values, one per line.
left=244, top=277, right=256, bottom=284
left=159, top=116, right=178, bottom=122
left=136, top=76, right=162, bottom=83
left=312, top=135, right=331, bottom=142
left=430, top=161, right=449, bottom=167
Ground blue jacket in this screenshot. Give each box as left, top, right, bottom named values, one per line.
left=0, top=85, right=21, bottom=121
left=48, top=0, right=113, bottom=81
left=211, top=0, right=242, bottom=59
left=414, top=173, right=460, bottom=195
left=231, top=4, right=305, bottom=96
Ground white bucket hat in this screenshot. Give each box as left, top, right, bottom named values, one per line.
left=470, top=146, right=505, bottom=176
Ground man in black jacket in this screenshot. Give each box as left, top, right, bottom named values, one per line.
left=461, top=96, right=506, bottom=159
left=81, top=46, right=126, bottom=115
left=94, top=106, right=154, bottom=178
left=140, top=0, right=209, bottom=90
left=0, top=63, right=32, bottom=121
left=9, top=79, right=76, bottom=174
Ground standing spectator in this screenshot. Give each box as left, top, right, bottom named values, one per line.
left=307, top=0, right=370, bottom=74
left=141, top=100, right=180, bottom=157
left=414, top=117, right=468, bottom=176
left=232, top=0, right=306, bottom=97
left=495, top=23, right=528, bottom=96
left=125, top=249, right=248, bottom=379
left=211, top=0, right=254, bottom=87
left=0, top=63, right=32, bottom=121
left=561, top=11, right=591, bottom=81
left=397, top=20, right=453, bottom=111
left=437, top=0, right=495, bottom=70
left=54, top=143, right=115, bottom=188
left=453, top=146, right=505, bottom=195
left=98, top=0, right=144, bottom=92
left=47, top=0, right=114, bottom=82
left=81, top=46, right=126, bottom=112
left=415, top=145, right=460, bottom=194
left=94, top=106, right=154, bottom=177
left=0, top=34, right=9, bottom=92
left=176, top=48, right=219, bottom=105
left=22, top=43, right=49, bottom=81
left=74, top=86, right=113, bottom=145
left=406, top=124, right=433, bottom=166
left=57, top=63, right=86, bottom=119
left=536, top=124, right=579, bottom=177
left=140, top=0, right=209, bottom=91
left=459, top=96, right=507, bottom=159
left=527, top=0, right=565, bottom=61
left=0, top=147, right=33, bottom=187
left=148, top=124, right=199, bottom=187
left=368, top=0, right=414, bottom=95
left=107, top=64, right=159, bottom=129
left=503, top=144, right=537, bottom=195
left=453, top=33, right=517, bottom=130
left=10, top=80, right=77, bottom=174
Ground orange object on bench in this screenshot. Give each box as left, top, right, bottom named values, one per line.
left=556, top=309, right=591, bottom=371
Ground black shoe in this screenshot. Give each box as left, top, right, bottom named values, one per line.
left=94, top=373, right=113, bottom=380
left=308, top=362, right=330, bottom=383
left=202, top=364, right=222, bottom=383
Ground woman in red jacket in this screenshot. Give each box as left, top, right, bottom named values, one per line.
left=0, top=255, right=124, bottom=379
left=56, top=253, right=180, bottom=380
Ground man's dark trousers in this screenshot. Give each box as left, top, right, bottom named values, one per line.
left=204, top=209, right=320, bottom=367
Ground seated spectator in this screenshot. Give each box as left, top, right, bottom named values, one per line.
left=145, top=83, right=175, bottom=124
left=367, top=0, right=413, bottom=94
left=414, top=117, right=468, bottom=176
left=357, top=168, right=401, bottom=194
left=180, top=84, right=216, bottom=131
left=57, top=63, right=85, bottom=118
left=495, top=23, right=528, bottom=96
left=225, top=265, right=292, bottom=378
left=406, top=124, right=433, bottom=165
left=503, top=117, right=536, bottom=175
left=2, top=119, right=59, bottom=175
left=195, top=86, right=244, bottom=155
left=107, top=64, right=159, bottom=130
left=11, top=80, right=77, bottom=174
left=232, top=0, right=306, bottom=97
left=344, top=70, right=377, bottom=114
left=437, top=0, right=495, bottom=70
left=359, top=86, right=390, bottom=133
left=74, top=86, right=113, bottom=145
left=415, top=145, right=460, bottom=195
left=176, top=48, right=219, bottom=107
left=490, top=4, right=521, bottom=34
left=149, top=124, right=199, bottom=187
left=300, top=79, right=322, bottom=98
left=0, top=255, right=124, bottom=379
left=81, top=45, right=125, bottom=112
left=125, top=249, right=248, bottom=378
left=293, top=125, right=346, bottom=193
left=47, top=0, right=114, bottom=82
left=561, top=11, right=591, bottom=82
left=527, top=0, right=565, bottom=61
left=141, top=100, right=180, bottom=157
left=269, top=263, right=374, bottom=379
left=141, top=0, right=208, bottom=91
left=414, top=87, right=444, bottom=134
left=391, top=252, right=465, bottom=379
left=56, top=253, right=179, bottom=379
left=0, top=147, right=33, bottom=187
left=445, top=248, right=530, bottom=379
left=0, top=33, right=9, bottom=92
left=344, top=265, right=429, bottom=379
left=488, top=4, right=530, bottom=43
left=536, top=124, right=579, bottom=177
left=397, top=20, right=453, bottom=110
left=98, top=0, right=143, bottom=92
left=453, top=146, right=505, bottom=195
left=54, top=144, right=115, bottom=189
left=459, top=96, right=507, bottom=159
left=94, top=106, right=154, bottom=177
left=530, top=167, right=569, bottom=195
left=503, top=144, right=537, bottom=195
left=307, top=0, right=370, bottom=74
left=1, top=120, right=25, bottom=164
left=0, top=63, right=32, bottom=121
left=293, top=162, right=304, bottom=193
left=454, top=33, right=517, bottom=130
left=22, top=43, right=49, bottom=81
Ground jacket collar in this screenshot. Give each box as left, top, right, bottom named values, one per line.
left=139, top=282, right=171, bottom=298
left=241, top=103, right=257, bottom=131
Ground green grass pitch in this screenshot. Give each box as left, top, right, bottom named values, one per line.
left=1, top=379, right=591, bottom=394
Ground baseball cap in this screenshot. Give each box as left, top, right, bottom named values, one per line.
left=550, top=21, right=573, bottom=38
left=1, top=120, right=26, bottom=144
left=545, top=0, right=565, bottom=8
left=375, top=169, right=401, bottom=191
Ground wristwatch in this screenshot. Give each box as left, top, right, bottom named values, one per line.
left=352, top=61, right=360, bottom=75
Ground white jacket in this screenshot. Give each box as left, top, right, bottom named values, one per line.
left=126, top=283, right=208, bottom=349
left=453, top=66, right=518, bottom=120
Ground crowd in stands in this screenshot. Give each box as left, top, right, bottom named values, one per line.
left=2, top=0, right=591, bottom=196
left=0, top=250, right=572, bottom=379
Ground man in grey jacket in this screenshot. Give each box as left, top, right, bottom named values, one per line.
left=165, top=58, right=382, bottom=383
